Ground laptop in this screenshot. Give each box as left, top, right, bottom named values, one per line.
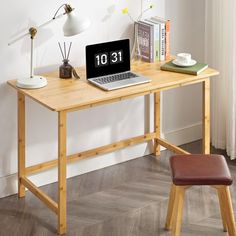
left=86, top=39, right=151, bottom=91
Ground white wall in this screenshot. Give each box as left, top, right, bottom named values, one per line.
left=0, top=0, right=206, bottom=198
left=163, top=0, right=205, bottom=143
left=0, top=0, right=165, bottom=198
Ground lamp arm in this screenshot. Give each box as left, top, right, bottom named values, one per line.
left=37, top=4, right=74, bottom=30
left=8, top=13, right=65, bottom=46
left=36, top=12, right=65, bottom=31
left=8, top=31, right=30, bottom=46
left=8, top=4, right=74, bottom=45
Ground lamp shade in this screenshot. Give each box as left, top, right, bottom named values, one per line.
left=63, top=12, right=90, bottom=36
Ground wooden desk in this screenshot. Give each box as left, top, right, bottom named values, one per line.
left=7, top=60, right=219, bottom=234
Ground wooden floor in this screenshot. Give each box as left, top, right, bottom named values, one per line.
left=0, top=140, right=236, bottom=236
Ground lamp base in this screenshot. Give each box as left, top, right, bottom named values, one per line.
left=16, top=76, right=48, bottom=89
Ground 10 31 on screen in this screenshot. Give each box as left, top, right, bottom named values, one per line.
left=95, top=50, right=123, bottom=67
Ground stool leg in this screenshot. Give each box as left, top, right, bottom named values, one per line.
left=217, top=188, right=228, bottom=232
left=202, top=78, right=210, bottom=154
left=165, top=184, right=176, bottom=230
left=220, top=186, right=236, bottom=236
left=171, top=186, right=185, bottom=236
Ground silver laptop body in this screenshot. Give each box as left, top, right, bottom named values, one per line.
left=88, top=71, right=151, bottom=91
left=86, top=39, right=150, bottom=91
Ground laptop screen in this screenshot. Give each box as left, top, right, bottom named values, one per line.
left=86, top=39, right=130, bottom=79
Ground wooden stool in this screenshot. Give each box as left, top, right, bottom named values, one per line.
left=165, top=154, right=236, bottom=236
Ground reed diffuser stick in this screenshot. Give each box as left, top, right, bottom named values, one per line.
left=64, top=42, right=66, bottom=60
left=66, top=42, right=72, bottom=60
left=58, top=42, right=65, bottom=59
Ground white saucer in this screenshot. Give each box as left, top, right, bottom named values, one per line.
left=172, top=59, right=197, bottom=67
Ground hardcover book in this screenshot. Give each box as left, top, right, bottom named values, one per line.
left=136, top=21, right=154, bottom=62
left=145, top=19, right=160, bottom=61
left=149, top=17, right=165, bottom=61
left=151, top=16, right=170, bottom=60
left=161, top=60, right=208, bottom=75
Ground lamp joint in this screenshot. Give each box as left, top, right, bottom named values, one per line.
left=29, top=27, right=37, bottom=39
left=64, top=4, right=74, bottom=14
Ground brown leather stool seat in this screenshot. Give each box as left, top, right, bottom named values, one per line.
left=170, top=154, right=233, bottom=186
left=165, top=154, right=236, bottom=236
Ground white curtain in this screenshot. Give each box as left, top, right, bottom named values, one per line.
left=205, top=0, right=236, bottom=159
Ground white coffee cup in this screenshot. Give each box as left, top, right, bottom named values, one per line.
left=176, top=53, right=192, bottom=65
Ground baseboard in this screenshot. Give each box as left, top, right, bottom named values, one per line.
left=0, top=122, right=202, bottom=199
left=163, top=122, right=202, bottom=147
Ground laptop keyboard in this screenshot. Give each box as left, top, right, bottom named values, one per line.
left=93, top=72, right=138, bottom=85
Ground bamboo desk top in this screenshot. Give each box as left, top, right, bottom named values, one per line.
left=7, top=60, right=219, bottom=112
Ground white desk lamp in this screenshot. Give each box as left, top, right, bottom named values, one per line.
left=8, top=4, right=90, bottom=89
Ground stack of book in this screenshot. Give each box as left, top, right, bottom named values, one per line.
left=135, top=16, right=170, bottom=62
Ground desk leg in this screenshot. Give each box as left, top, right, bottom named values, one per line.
left=154, top=92, right=161, bottom=156
left=202, top=78, right=210, bottom=154
left=18, top=92, right=26, bottom=198
left=58, top=111, right=67, bottom=235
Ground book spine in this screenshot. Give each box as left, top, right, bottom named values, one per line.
left=151, top=17, right=169, bottom=61
left=161, top=66, right=196, bottom=75
left=165, top=20, right=170, bottom=60
left=137, top=22, right=153, bottom=62
left=145, top=19, right=160, bottom=61
left=159, top=23, right=165, bottom=61
left=139, top=20, right=155, bottom=62
left=154, top=24, right=160, bottom=61
left=149, top=25, right=154, bottom=62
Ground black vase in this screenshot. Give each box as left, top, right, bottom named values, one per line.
left=59, top=59, right=72, bottom=79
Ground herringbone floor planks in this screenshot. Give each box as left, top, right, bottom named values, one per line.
left=0, top=141, right=235, bottom=236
